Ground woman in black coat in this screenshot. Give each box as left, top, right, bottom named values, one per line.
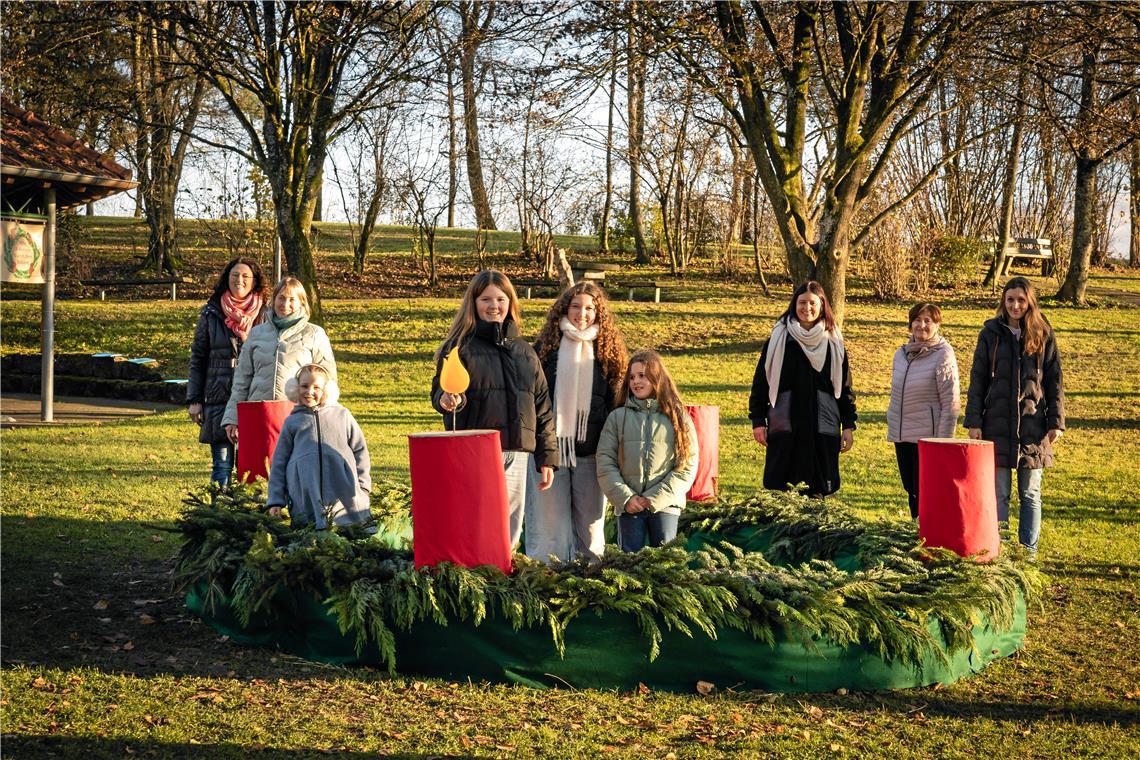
left=186, top=257, right=268, bottom=484
left=749, top=281, right=857, bottom=497
left=431, top=270, right=559, bottom=547
left=965, top=276, right=1065, bottom=556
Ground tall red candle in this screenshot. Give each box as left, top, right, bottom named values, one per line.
left=918, top=438, right=1001, bottom=561
left=408, top=430, right=512, bottom=573
left=236, top=399, right=295, bottom=484
left=686, top=405, right=720, bottom=502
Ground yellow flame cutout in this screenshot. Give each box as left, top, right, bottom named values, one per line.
left=439, top=347, right=470, bottom=395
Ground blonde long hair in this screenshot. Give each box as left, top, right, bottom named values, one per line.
left=998, top=276, right=1050, bottom=355
left=616, top=349, right=693, bottom=469
left=534, top=281, right=628, bottom=396
left=435, top=269, right=522, bottom=361
left=272, top=276, right=310, bottom=317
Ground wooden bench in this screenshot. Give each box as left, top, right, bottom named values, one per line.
left=571, top=261, right=621, bottom=283
left=81, top=276, right=192, bottom=301
left=512, top=278, right=560, bottom=299
left=998, top=238, right=1054, bottom=276
left=617, top=280, right=673, bottom=303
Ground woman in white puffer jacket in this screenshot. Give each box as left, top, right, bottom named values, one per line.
left=886, top=302, right=960, bottom=519
left=221, top=276, right=337, bottom=444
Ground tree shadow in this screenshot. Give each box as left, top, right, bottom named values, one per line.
left=0, top=735, right=438, bottom=759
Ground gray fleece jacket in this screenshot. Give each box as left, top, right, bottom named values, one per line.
left=267, top=402, right=372, bottom=529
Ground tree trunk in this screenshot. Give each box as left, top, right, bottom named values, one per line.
left=446, top=59, right=458, bottom=229
left=1058, top=50, right=1101, bottom=305
left=312, top=191, right=323, bottom=222
left=627, top=3, right=649, bottom=263
left=598, top=31, right=617, bottom=253
left=984, top=72, right=1027, bottom=289
left=1131, top=137, right=1140, bottom=267
left=1057, top=155, right=1099, bottom=304
left=459, top=1, right=496, bottom=230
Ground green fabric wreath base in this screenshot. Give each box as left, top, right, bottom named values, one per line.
left=178, top=485, right=1040, bottom=693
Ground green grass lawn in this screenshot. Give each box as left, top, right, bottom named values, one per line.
left=2, top=269, right=1139, bottom=757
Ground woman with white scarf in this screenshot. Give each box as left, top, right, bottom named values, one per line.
left=748, top=281, right=857, bottom=497
left=528, top=282, right=628, bottom=563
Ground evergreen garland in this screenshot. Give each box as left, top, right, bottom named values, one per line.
left=175, top=483, right=1044, bottom=674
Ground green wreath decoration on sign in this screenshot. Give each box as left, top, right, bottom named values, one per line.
left=3, top=221, right=44, bottom=281
left=175, top=484, right=1043, bottom=693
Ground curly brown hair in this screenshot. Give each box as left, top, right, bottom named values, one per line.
left=616, top=349, right=693, bottom=469
left=533, top=281, right=628, bottom=395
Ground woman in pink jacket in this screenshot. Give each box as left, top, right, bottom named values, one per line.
left=886, top=302, right=960, bottom=519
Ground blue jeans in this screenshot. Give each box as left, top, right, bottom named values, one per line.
left=525, top=456, right=606, bottom=563
left=503, top=451, right=536, bottom=548
left=210, top=442, right=234, bottom=486
left=618, top=510, right=679, bottom=552
left=995, top=467, right=1043, bottom=553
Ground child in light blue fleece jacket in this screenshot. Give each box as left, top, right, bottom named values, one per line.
left=267, top=364, right=372, bottom=529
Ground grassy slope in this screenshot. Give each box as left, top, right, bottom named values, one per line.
left=2, top=236, right=1139, bottom=757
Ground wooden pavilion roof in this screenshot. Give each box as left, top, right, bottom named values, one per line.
left=1, top=97, right=136, bottom=212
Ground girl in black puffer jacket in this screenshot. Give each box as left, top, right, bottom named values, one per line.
left=186, top=257, right=268, bottom=484
left=965, top=277, right=1065, bottom=555
left=431, top=270, right=559, bottom=547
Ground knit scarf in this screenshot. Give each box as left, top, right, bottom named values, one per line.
left=764, top=317, right=846, bottom=407
left=272, top=312, right=305, bottom=332
left=219, top=291, right=262, bottom=341
left=905, top=335, right=943, bottom=361
left=553, top=317, right=598, bottom=469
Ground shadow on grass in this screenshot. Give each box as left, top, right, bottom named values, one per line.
left=0, top=735, right=436, bottom=759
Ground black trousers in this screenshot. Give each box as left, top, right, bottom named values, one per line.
left=894, top=442, right=920, bottom=519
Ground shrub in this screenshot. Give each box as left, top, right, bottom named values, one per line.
left=929, top=236, right=990, bottom=287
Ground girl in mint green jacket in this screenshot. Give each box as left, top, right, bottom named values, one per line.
left=596, top=350, right=699, bottom=551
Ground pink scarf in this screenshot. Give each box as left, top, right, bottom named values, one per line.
left=220, top=291, right=262, bottom=341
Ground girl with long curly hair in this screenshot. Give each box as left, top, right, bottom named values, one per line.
left=526, top=281, right=628, bottom=562
left=965, top=276, right=1065, bottom=556
left=596, top=350, right=698, bottom=552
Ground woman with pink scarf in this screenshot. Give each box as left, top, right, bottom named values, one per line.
left=186, top=257, right=268, bottom=485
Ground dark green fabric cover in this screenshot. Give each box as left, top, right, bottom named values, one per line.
left=186, top=581, right=1026, bottom=693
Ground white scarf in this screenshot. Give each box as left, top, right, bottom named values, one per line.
left=764, top=317, right=846, bottom=407
left=554, top=317, right=598, bottom=469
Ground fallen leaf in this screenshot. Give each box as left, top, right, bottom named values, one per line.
left=93, top=600, right=109, bottom=610
left=139, top=614, right=156, bottom=625
left=98, top=618, right=112, bottom=624
left=829, top=743, right=842, bottom=752
left=835, top=687, right=848, bottom=696
left=696, top=680, right=716, bottom=696
left=52, top=579, right=65, bottom=588
left=807, top=705, right=824, bottom=720
left=122, top=641, right=135, bottom=651
left=151, top=535, right=164, bottom=543
left=133, top=599, right=162, bottom=606
left=637, top=681, right=652, bottom=696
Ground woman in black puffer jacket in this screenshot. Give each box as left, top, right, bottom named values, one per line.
left=965, top=277, right=1065, bottom=556
left=431, top=270, right=559, bottom=548
left=186, top=257, right=269, bottom=484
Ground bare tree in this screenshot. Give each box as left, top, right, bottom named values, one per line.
left=643, top=1, right=998, bottom=321
left=165, top=1, right=428, bottom=320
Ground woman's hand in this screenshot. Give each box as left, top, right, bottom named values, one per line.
left=624, top=495, right=650, bottom=514
left=752, top=426, right=768, bottom=447
left=967, top=428, right=982, bottom=440
left=188, top=403, right=204, bottom=425
left=1047, top=429, right=1063, bottom=444
left=225, top=424, right=239, bottom=445
left=537, top=466, right=555, bottom=491
left=439, top=392, right=465, bottom=412
left=840, top=429, right=854, bottom=453
left=268, top=506, right=285, bottom=518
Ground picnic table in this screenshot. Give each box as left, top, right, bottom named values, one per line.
left=998, top=238, right=1054, bottom=277
left=81, top=275, right=192, bottom=301
left=571, top=261, right=621, bottom=283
